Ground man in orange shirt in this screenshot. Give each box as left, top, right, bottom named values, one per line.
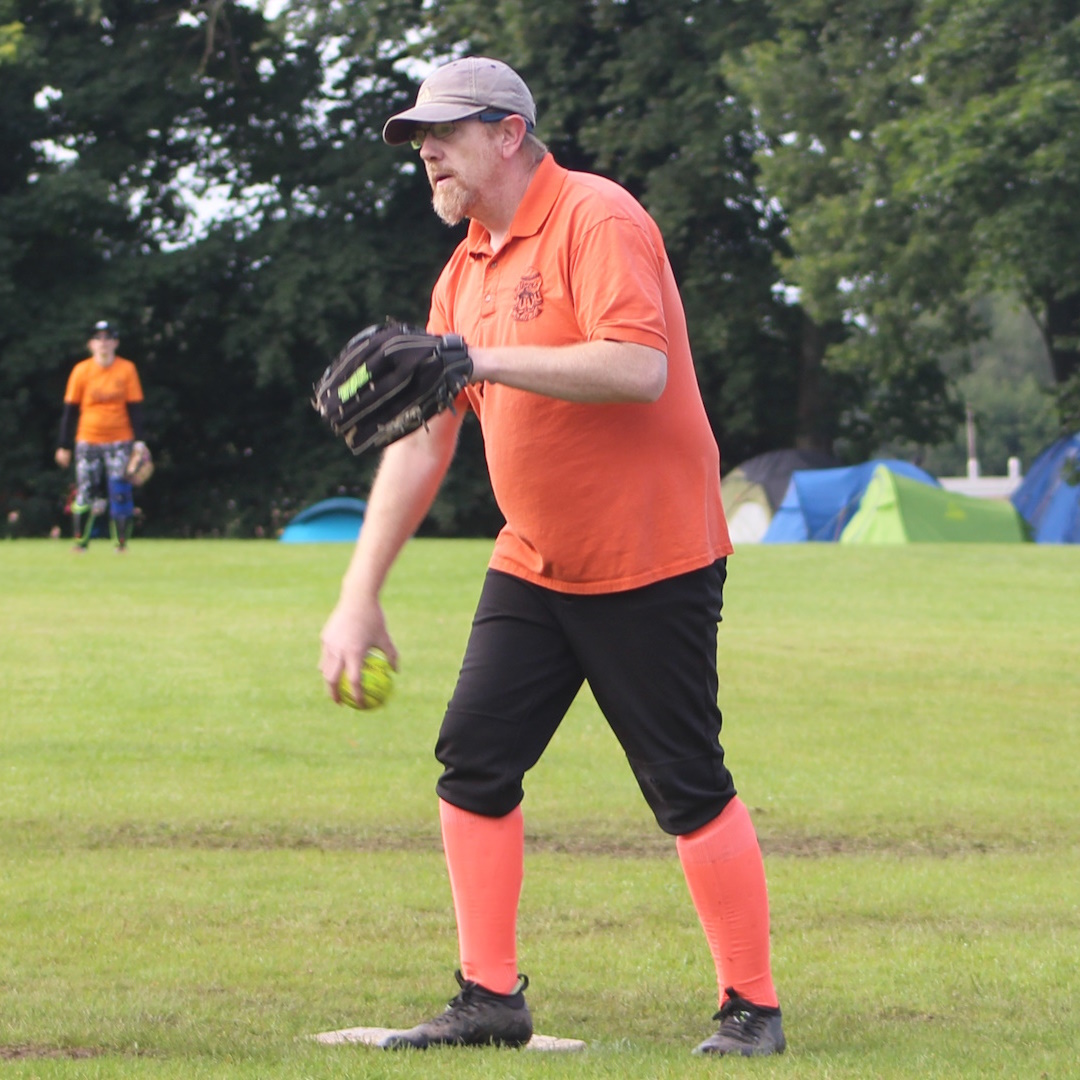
left=56, top=320, right=148, bottom=552
left=319, top=58, right=785, bottom=1056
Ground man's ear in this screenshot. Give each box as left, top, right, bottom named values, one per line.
left=500, top=115, right=529, bottom=157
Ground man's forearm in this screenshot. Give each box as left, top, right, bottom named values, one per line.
left=468, top=339, right=667, bottom=404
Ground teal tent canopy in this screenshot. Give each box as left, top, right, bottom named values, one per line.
left=280, top=498, right=366, bottom=543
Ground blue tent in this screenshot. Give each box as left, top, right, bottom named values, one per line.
left=1011, top=432, right=1080, bottom=543
left=762, top=460, right=940, bottom=543
left=280, top=497, right=366, bottom=543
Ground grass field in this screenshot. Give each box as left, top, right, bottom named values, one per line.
left=2, top=538, right=1078, bottom=1078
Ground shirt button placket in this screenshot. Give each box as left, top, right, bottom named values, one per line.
left=482, top=260, right=499, bottom=318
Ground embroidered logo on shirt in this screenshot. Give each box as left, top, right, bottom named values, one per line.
left=512, top=268, right=543, bottom=321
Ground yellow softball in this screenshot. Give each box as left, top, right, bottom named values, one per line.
left=338, top=649, right=394, bottom=710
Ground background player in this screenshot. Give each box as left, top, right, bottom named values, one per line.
left=55, top=320, right=148, bottom=552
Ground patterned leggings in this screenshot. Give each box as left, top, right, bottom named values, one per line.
left=73, top=441, right=132, bottom=512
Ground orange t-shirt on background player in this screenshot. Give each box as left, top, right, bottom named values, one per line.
left=63, top=356, right=143, bottom=444
left=428, top=154, right=732, bottom=595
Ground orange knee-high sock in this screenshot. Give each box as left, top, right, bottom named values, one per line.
left=439, top=798, right=523, bottom=995
left=676, top=796, right=779, bottom=1009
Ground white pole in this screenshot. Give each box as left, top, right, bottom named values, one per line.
left=966, top=405, right=980, bottom=479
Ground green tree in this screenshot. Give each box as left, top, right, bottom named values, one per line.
left=0, top=0, right=326, bottom=531
left=725, top=0, right=969, bottom=460
left=728, top=0, right=1080, bottom=464
left=17, top=0, right=1078, bottom=536
left=0, top=0, right=483, bottom=536
left=878, top=295, right=1060, bottom=476
left=417, top=0, right=807, bottom=466
left=887, top=0, right=1080, bottom=429
left=260, top=0, right=504, bottom=535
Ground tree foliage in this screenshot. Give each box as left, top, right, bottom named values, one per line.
left=0, top=0, right=467, bottom=536
left=423, top=0, right=804, bottom=462
left=890, top=0, right=1080, bottom=427
left=725, top=0, right=972, bottom=459
left=727, top=0, right=1080, bottom=463
left=2, top=0, right=1075, bottom=537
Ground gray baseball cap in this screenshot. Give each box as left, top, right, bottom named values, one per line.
left=382, top=57, right=536, bottom=146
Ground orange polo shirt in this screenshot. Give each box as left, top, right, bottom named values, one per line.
left=64, top=357, right=143, bottom=444
left=428, top=154, right=732, bottom=594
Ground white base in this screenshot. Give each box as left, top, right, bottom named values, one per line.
left=312, top=1025, right=586, bottom=1052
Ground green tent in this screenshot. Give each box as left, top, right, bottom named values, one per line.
left=840, top=465, right=1029, bottom=544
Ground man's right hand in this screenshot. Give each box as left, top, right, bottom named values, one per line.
left=319, top=597, right=398, bottom=706
left=316, top=410, right=462, bottom=707
left=55, top=448, right=71, bottom=468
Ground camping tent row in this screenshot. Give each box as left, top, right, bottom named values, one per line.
left=723, top=453, right=1030, bottom=544
left=280, top=434, right=1080, bottom=546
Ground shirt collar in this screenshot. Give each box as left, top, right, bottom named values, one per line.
left=465, top=153, right=567, bottom=255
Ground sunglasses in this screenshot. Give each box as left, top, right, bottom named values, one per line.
left=410, top=110, right=532, bottom=151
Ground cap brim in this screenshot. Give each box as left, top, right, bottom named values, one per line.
left=382, top=103, right=481, bottom=145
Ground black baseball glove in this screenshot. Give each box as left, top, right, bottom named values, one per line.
left=312, top=322, right=473, bottom=455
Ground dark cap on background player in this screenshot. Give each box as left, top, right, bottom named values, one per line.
left=382, top=56, right=536, bottom=146
left=91, top=320, right=119, bottom=339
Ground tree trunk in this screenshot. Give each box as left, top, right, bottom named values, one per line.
left=1043, top=292, right=1080, bottom=387
left=1041, top=292, right=1080, bottom=428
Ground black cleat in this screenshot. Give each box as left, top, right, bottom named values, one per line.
left=379, top=970, right=533, bottom=1049
left=693, top=987, right=786, bottom=1056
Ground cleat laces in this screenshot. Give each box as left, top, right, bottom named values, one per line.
left=714, top=997, right=772, bottom=1046
left=693, top=986, right=786, bottom=1056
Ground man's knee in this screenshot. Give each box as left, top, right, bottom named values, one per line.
left=434, top=711, right=526, bottom=817
left=629, top=754, right=736, bottom=836
left=434, top=771, right=523, bottom=817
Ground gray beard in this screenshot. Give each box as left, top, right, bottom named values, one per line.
left=432, top=181, right=471, bottom=227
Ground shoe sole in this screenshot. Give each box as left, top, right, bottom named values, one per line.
left=310, top=1027, right=585, bottom=1052
left=693, top=1043, right=786, bottom=1056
